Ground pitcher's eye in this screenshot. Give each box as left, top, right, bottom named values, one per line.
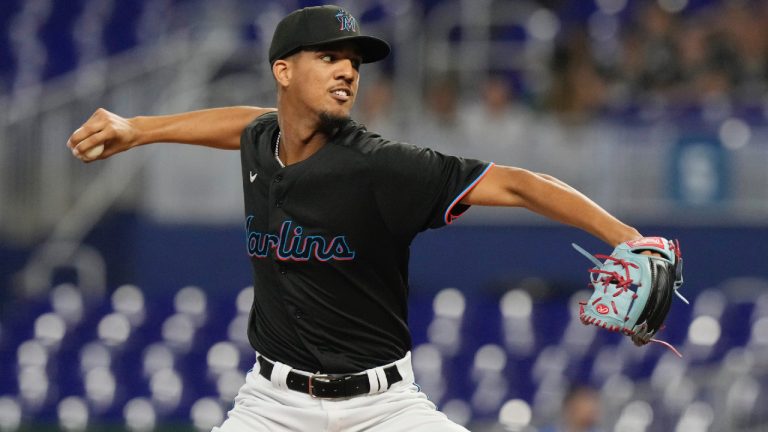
left=321, top=55, right=333, bottom=62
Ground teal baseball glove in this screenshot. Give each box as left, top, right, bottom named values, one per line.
left=573, top=237, right=687, bottom=356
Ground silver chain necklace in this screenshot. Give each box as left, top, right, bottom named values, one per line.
left=274, top=131, right=285, bottom=168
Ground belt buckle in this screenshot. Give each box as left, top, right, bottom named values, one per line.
left=307, top=373, right=346, bottom=398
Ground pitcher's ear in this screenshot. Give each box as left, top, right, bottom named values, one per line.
left=273, top=59, right=291, bottom=87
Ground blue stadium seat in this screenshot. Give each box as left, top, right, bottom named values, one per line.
left=57, top=395, right=90, bottom=431
left=0, top=396, right=22, bottom=431
left=123, top=396, right=156, bottom=432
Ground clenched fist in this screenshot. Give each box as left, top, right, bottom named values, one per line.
left=67, top=108, right=139, bottom=162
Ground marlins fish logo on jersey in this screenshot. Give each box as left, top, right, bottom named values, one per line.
left=335, top=9, right=358, bottom=32
left=245, top=217, right=355, bottom=262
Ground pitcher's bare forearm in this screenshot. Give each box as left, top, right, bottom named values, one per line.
left=132, top=107, right=273, bottom=149
left=68, top=106, right=273, bottom=161
left=462, top=165, right=641, bottom=247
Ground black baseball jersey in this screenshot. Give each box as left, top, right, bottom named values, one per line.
left=240, top=111, right=493, bottom=373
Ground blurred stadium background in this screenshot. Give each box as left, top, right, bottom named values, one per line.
left=1, top=0, right=768, bottom=430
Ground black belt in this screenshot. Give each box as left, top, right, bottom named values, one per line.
left=257, top=356, right=402, bottom=399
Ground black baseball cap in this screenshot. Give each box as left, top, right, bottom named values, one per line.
left=268, top=5, right=390, bottom=65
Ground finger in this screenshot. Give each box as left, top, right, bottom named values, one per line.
left=67, top=127, right=84, bottom=149
left=73, top=130, right=108, bottom=160
left=631, top=322, right=651, bottom=346
left=90, top=107, right=109, bottom=120
left=74, top=129, right=107, bottom=155
left=631, top=333, right=648, bottom=346
left=68, top=121, right=106, bottom=150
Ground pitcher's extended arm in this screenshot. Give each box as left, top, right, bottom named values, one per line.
left=462, top=165, right=641, bottom=247
left=68, top=106, right=273, bottom=162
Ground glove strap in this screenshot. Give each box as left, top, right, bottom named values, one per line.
left=650, top=338, right=682, bottom=358
left=674, top=290, right=690, bottom=305
left=571, top=243, right=603, bottom=268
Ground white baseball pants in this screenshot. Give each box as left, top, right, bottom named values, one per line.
left=212, top=352, right=469, bottom=432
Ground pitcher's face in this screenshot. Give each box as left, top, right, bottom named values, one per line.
left=280, top=42, right=362, bottom=122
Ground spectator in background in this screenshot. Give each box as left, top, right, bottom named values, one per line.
left=547, top=31, right=608, bottom=123
left=460, top=74, right=532, bottom=164
left=675, top=18, right=710, bottom=98
left=540, top=384, right=604, bottom=432
left=545, top=0, right=768, bottom=112
left=718, top=0, right=768, bottom=101
left=357, top=74, right=400, bottom=140
left=631, top=2, right=682, bottom=97
left=673, top=13, right=739, bottom=106
left=695, top=31, right=741, bottom=101
left=406, top=73, right=468, bottom=156
left=539, top=33, right=611, bottom=193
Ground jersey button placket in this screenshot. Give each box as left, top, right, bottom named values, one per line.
left=271, top=178, right=285, bottom=208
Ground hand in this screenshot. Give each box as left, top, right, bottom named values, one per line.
left=630, top=322, right=653, bottom=346
left=67, top=108, right=139, bottom=162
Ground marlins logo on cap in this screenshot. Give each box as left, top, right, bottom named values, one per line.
left=335, top=9, right=358, bottom=32
left=268, top=5, right=390, bottom=65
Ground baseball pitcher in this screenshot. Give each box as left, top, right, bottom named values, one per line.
left=68, top=5, right=683, bottom=431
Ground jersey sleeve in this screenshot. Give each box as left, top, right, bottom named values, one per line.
left=370, top=139, right=494, bottom=239
left=240, top=111, right=277, bottom=152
